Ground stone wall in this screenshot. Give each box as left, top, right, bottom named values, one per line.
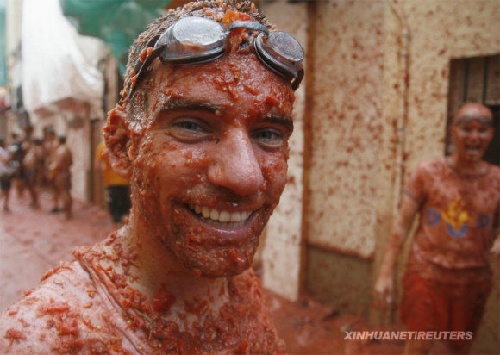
left=259, top=0, right=308, bottom=302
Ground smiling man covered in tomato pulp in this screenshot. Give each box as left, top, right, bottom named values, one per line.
left=0, top=1, right=303, bottom=353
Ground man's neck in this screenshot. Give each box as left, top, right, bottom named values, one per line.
left=447, top=155, right=488, bottom=176
left=123, top=213, right=231, bottom=327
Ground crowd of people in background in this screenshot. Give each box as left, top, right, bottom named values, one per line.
left=0, top=125, right=130, bottom=224
left=0, top=127, right=73, bottom=219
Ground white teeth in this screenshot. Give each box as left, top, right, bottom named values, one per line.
left=234, top=211, right=251, bottom=222
left=466, top=146, right=480, bottom=152
left=230, top=211, right=241, bottom=222
left=190, top=205, right=252, bottom=224
left=210, top=209, right=219, bottom=220
left=219, top=210, right=230, bottom=222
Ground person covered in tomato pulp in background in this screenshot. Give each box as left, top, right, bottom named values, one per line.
left=42, top=127, right=59, bottom=209
left=0, top=0, right=304, bottom=352
left=49, top=136, right=73, bottom=220
left=8, top=133, right=25, bottom=199
left=0, top=137, right=13, bottom=212
left=95, top=140, right=131, bottom=223
left=374, top=103, right=500, bottom=354
left=22, top=129, right=42, bottom=209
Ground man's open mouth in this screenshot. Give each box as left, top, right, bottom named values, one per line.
left=189, top=204, right=253, bottom=228
left=465, top=145, right=481, bottom=153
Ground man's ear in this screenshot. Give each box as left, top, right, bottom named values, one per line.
left=103, top=105, right=131, bottom=179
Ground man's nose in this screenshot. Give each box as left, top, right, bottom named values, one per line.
left=208, top=129, right=265, bottom=196
left=468, top=129, right=481, bottom=140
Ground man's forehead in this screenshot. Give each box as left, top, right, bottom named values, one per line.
left=146, top=54, right=294, bottom=111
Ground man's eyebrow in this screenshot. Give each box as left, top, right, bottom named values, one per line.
left=160, top=98, right=225, bottom=113
left=264, top=114, right=294, bottom=132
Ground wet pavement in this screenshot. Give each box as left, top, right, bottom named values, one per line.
left=0, top=190, right=404, bottom=354
left=0, top=190, right=116, bottom=310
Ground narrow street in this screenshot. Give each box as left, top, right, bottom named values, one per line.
left=0, top=190, right=116, bottom=310
left=0, top=190, right=401, bottom=354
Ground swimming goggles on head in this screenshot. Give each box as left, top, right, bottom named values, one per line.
left=128, top=16, right=304, bottom=98
left=454, top=114, right=493, bottom=125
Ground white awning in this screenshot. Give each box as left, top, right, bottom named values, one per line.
left=22, top=0, right=104, bottom=114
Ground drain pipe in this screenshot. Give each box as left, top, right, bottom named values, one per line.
left=389, top=0, right=410, bottom=323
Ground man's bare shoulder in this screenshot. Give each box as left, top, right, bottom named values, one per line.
left=415, top=158, right=446, bottom=172
left=408, top=158, right=448, bottom=182
left=489, top=163, right=500, bottom=178
left=0, top=261, right=125, bottom=353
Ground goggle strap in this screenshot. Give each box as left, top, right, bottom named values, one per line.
left=292, top=70, right=303, bottom=91
left=228, top=21, right=269, bottom=36
left=129, top=45, right=164, bottom=99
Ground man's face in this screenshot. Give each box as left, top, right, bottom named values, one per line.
left=129, top=52, right=295, bottom=277
left=452, top=105, right=494, bottom=163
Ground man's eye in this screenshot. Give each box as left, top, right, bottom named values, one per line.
left=170, top=119, right=211, bottom=141
left=173, top=120, right=204, bottom=132
left=252, top=129, right=286, bottom=148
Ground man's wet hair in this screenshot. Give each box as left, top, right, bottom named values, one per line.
left=120, top=0, right=269, bottom=108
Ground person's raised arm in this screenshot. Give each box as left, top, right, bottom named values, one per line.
left=373, top=192, right=420, bottom=308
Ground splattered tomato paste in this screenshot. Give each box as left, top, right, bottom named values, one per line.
left=0, top=230, right=285, bottom=353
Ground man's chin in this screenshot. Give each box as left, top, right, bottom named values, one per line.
left=174, top=245, right=256, bottom=278
left=197, top=263, right=252, bottom=278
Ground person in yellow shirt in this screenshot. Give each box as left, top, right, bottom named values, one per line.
left=95, top=141, right=130, bottom=223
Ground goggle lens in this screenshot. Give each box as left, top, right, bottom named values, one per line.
left=157, top=16, right=226, bottom=63
left=254, top=31, right=303, bottom=90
